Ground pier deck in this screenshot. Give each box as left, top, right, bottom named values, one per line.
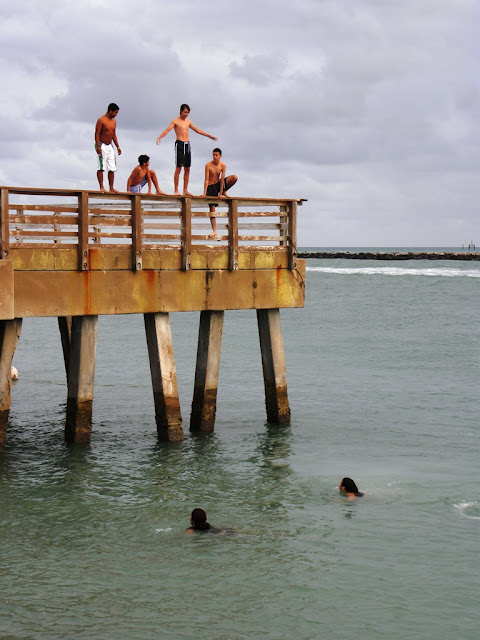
left=0, top=187, right=305, bottom=448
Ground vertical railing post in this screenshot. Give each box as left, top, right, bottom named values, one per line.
left=0, top=188, right=10, bottom=260
left=279, top=203, right=287, bottom=247
left=181, top=197, right=191, bottom=271
left=228, top=199, right=238, bottom=270
left=287, top=200, right=297, bottom=270
left=131, top=194, right=143, bottom=271
left=78, top=191, right=89, bottom=271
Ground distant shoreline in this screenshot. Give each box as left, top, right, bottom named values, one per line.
left=298, top=251, right=480, bottom=261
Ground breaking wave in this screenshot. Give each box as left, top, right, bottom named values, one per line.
left=306, top=266, right=480, bottom=278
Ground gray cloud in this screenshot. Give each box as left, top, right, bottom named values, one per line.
left=0, top=0, right=478, bottom=246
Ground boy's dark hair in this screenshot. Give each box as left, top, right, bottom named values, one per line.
left=108, top=103, right=119, bottom=112
left=191, top=508, right=211, bottom=531
left=180, top=103, right=190, bottom=113
left=213, top=148, right=222, bottom=155
left=341, top=477, right=364, bottom=497
left=138, top=155, right=150, bottom=165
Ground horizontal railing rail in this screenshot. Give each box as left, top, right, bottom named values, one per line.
left=0, top=186, right=301, bottom=271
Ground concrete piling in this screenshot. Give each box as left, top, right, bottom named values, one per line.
left=144, top=312, right=183, bottom=442
left=257, top=309, right=291, bottom=424
left=0, top=318, right=22, bottom=451
left=190, top=310, right=224, bottom=432
left=64, top=315, right=98, bottom=443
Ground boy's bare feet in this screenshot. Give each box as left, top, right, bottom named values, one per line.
left=156, top=190, right=168, bottom=195
left=183, top=190, right=194, bottom=196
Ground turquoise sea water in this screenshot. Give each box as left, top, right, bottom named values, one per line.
left=1, top=249, right=479, bottom=639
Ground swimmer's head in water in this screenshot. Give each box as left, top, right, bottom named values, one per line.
left=190, top=508, right=210, bottom=530
left=339, top=477, right=364, bottom=497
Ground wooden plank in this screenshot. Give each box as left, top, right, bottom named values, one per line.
left=88, top=215, right=132, bottom=225
left=9, top=205, right=79, bottom=213
left=143, top=233, right=182, bottom=241
left=9, top=215, right=79, bottom=225
left=10, top=230, right=79, bottom=237
left=142, top=210, right=181, bottom=217
left=142, top=223, right=181, bottom=230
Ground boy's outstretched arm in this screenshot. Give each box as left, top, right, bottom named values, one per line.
left=146, top=169, right=153, bottom=195
left=156, top=122, right=175, bottom=144
left=190, top=122, right=217, bottom=141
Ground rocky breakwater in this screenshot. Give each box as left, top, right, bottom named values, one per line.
left=298, top=251, right=480, bottom=261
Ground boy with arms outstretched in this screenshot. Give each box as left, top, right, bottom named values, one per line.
left=95, top=103, right=121, bottom=192
left=126, top=155, right=167, bottom=195
left=156, top=104, right=217, bottom=196
left=203, top=148, right=237, bottom=239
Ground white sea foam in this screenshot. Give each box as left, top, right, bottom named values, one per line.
left=306, top=266, right=480, bottom=278
left=454, top=501, right=480, bottom=520
left=155, top=527, right=173, bottom=533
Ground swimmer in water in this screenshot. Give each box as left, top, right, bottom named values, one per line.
left=339, top=477, right=364, bottom=500
left=186, top=508, right=219, bottom=533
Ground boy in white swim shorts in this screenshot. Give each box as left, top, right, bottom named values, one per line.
left=95, top=102, right=121, bottom=192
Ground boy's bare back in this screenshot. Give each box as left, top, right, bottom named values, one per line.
left=128, top=164, right=148, bottom=186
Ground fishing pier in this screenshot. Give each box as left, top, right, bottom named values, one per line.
left=0, top=186, right=305, bottom=450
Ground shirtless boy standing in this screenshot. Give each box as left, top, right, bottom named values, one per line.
left=203, top=148, right=237, bottom=238
left=126, top=155, right=167, bottom=195
left=156, top=104, right=217, bottom=196
left=95, top=103, right=121, bottom=192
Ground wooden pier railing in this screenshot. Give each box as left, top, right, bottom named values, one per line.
left=0, top=186, right=300, bottom=272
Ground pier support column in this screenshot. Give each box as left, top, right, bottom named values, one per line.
left=64, top=315, right=98, bottom=443
left=190, top=310, right=224, bottom=432
left=144, top=313, right=183, bottom=442
left=257, top=309, right=291, bottom=424
left=0, top=319, right=22, bottom=452
left=58, top=316, right=72, bottom=383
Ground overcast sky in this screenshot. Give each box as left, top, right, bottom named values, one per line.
left=0, top=0, right=478, bottom=247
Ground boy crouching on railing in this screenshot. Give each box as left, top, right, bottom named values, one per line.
left=126, top=155, right=167, bottom=195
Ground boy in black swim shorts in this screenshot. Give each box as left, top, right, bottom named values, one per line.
left=156, top=104, right=217, bottom=196
left=203, top=148, right=238, bottom=239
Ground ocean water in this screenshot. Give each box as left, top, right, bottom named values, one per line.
left=1, top=249, right=479, bottom=639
